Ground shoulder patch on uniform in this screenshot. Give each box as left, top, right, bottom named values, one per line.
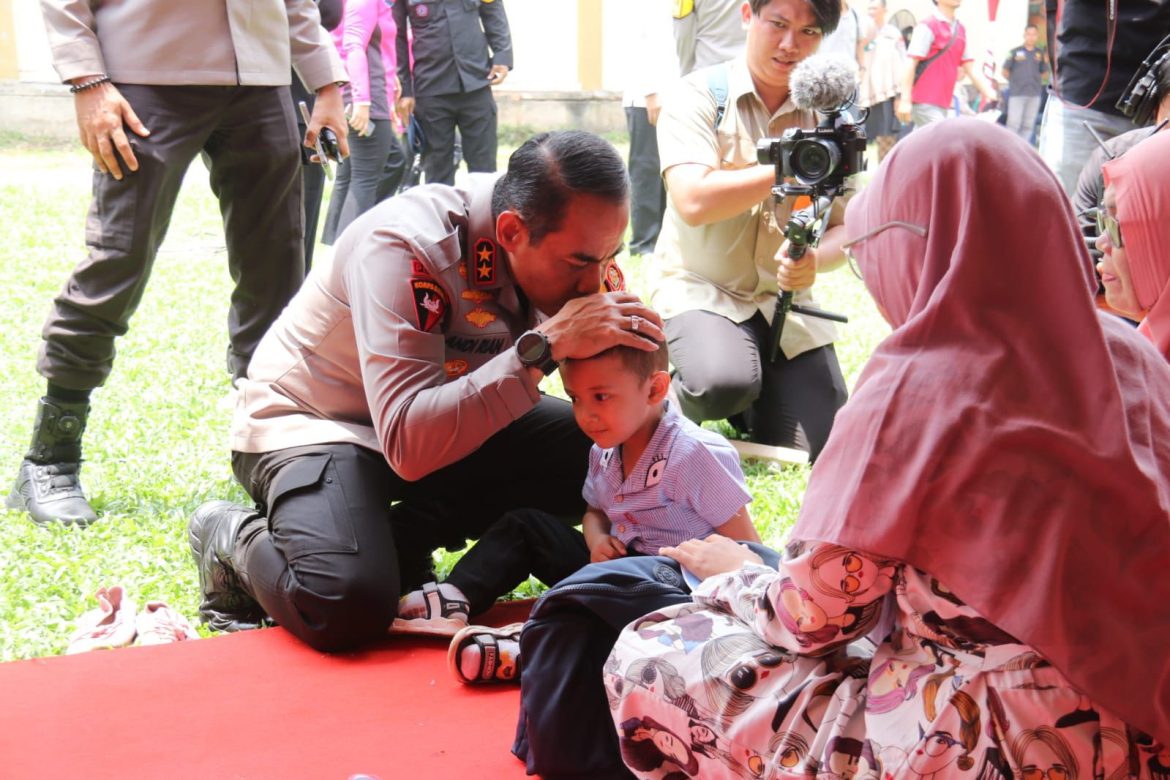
left=603, top=261, right=626, bottom=292
left=672, top=0, right=694, bottom=19
left=473, top=238, right=497, bottom=286
left=411, top=277, right=449, bottom=332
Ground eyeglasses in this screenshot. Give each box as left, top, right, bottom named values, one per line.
left=840, top=221, right=929, bottom=280
left=922, top=732, right=962, bottom=756
left=1093, top=207, right=1125, bottom=249
left=1020, top=766, right=1070, bottom=780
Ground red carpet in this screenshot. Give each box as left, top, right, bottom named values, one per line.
left=0, top=601, right=533, bottom=780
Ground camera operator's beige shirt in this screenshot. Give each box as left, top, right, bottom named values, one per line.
left=654, top=55, right=847, bottom=359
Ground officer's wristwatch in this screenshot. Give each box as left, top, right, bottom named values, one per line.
left=516, top=330, right=558, bottom=376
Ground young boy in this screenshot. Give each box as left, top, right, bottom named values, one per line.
left=395, top=340, right=759, bottom=682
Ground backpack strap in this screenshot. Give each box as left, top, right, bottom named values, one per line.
left=706, top=63, right=729, bottom=129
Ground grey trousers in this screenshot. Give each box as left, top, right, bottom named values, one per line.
left=1038, top=95, right=1137, bottom=198
left=666, top=309, right=848, bottom=461
left=1005, top=94, right=1042, bottom=143
left=39, top=84, right=304, bottom=388
left=321, top=118, right=401, bottom=245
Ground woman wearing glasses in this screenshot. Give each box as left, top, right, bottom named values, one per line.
left=601, top=119, right=1170, bottom=778
left=1096, top=129, right=1170, bottom=361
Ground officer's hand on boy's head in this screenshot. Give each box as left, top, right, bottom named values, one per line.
left=543, top=292, right=664, bottom=362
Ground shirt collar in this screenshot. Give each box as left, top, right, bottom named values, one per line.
left=728, top=54, right=800, bottom=120
left=465, top=172, right=512, bottom=291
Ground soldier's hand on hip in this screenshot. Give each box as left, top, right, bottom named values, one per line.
left=72, top=80, right=150, bottom=181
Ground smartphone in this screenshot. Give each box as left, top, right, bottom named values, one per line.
left=297, top=100, right=338, bottom=179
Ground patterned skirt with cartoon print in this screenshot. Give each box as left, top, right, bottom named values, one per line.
left=604, top=543, right=1166, bottom=780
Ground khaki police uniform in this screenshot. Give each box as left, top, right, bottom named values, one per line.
left=228, top=174, right=593, bottom=650
left=653, top=55, right=848, bottom=459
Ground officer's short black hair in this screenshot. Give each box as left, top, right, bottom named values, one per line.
left=492, top=130, right=629, bottom=245
left=562, top=340, right=669, bottom=381
left=749, top=0, right=840, bottom=36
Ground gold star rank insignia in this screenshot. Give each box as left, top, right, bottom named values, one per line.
left=473, top=238, right=496, bottom=286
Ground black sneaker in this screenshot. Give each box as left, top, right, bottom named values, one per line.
left=188, top=500, right=270, bottom=632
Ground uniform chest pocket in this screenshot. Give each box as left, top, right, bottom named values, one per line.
left=717, top=128, right=758, bottom=171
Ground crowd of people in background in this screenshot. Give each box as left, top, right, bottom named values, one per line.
left=11, top=0, right=1170, bottom=777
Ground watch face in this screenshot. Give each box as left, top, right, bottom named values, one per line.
left=518, top=331, right=548, bottom=363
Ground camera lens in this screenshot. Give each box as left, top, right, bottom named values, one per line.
left=791, top=139, right=840, bottom=184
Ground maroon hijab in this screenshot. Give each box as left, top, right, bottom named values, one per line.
left=793, top=119, right=1170, bottom=743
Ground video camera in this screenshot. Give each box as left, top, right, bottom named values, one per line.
left=757, top=53, right=867, bottom=362
left=756, top=114, right=866, bottom=197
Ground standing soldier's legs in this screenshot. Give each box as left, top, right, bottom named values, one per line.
left=204, top=86, right=304, bottom=382
left=415, top=94, right=459, bottom=185
left=9, top=84, right=211, bottom=526
left=455, top=87, right=499, bottom=174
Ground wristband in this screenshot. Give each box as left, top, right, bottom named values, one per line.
left=69, top=75, right=111, bottom=94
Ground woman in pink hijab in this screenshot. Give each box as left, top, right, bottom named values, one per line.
left=1098, top=128, right=1170, bottom=361
left=605, top=119, right=1170, bottom=779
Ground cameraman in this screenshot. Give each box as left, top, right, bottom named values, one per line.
left=651, top=0, right=849, bottom=461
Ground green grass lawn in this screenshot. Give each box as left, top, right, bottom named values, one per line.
left=0, top=132, right=888, bottom=662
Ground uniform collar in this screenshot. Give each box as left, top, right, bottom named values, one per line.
left=729, top=54, right=799, bottom=120
left=465, top=172, right=512, bottom=291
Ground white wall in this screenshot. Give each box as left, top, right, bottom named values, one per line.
left=13, top=0, right=55, bottom=82
left=10, top=0, right=1032, bottom=90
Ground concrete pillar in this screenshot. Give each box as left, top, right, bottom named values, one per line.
left=577, top=0, right=602, bottom=91
left=0, top=0, right=18, bottom=80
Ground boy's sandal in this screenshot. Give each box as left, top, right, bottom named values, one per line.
left=447, top=622, right=524, bottom=685
left=389, top=581, right=470, bottom=637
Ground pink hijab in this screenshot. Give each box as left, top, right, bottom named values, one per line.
left=1102, top=128, right=1170, bottom=361
left=793, top=119, right=1170, bottom=743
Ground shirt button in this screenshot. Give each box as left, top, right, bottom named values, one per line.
left=615, top=495, right=623, bottom=503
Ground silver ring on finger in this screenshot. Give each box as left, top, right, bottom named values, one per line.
left=630, top=315, right=641, bottom=333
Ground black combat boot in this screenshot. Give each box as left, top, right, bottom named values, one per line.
left=7, top=397, right=98, bottom=526
left=188, top=500, right=271, bottom=632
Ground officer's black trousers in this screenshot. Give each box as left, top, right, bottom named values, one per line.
left=415, top=86, right=498, bottom=186
left=231, top=395, right=590, bottom=651
left=39, top=84, right=304, bottom=387
left=625, top=105, right=665, bottom=256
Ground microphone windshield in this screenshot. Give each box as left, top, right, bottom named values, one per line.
left=789, top=54, right=859, bottom=113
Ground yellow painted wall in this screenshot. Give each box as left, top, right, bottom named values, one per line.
left=0, top=0, right=19, bottom=80
left=577, top=0, right=602, bottom=91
